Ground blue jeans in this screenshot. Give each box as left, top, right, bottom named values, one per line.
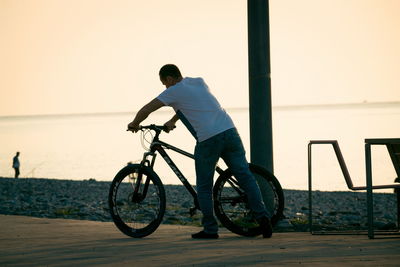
left=194, top=128, right=270, bottom=234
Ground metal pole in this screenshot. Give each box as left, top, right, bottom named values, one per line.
left=248, top=0, right=275, bottom=217
left=248, top=0, right=273, bottom=173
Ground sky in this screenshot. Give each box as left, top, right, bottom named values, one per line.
left=1, top=0, right=400, bottom=117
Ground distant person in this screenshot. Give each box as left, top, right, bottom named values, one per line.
left=12, top=152, right=20, bottom=178
left=127, top=64, right=273, bottom=239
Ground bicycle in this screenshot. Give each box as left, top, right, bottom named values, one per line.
left=108, top=124, right=284, bottom=238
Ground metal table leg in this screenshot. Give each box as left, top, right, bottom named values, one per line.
left=308, top=143, right=313, bottom=233
left=365, top=143, right=374, bottom=239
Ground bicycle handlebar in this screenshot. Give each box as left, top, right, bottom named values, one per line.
left=127, top=124, right=173, bottom=133
left=140, top=124, right=169, bottom=132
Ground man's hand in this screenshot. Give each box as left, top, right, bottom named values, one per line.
left=127, top=121, right=140, bottom=132
left=163, top=119, right=176, bottom=133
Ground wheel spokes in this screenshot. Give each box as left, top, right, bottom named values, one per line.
left=115, top=173, right=161, bottom=229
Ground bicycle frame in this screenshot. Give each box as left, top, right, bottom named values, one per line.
left=139, top=130, right=224, bottom=211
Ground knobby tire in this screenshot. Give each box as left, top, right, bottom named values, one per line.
left=213, top=163, right=284, bottom=237
left=108, top=164, right=166, bottom=238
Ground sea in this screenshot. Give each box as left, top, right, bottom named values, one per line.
left=1, top=102, right=399, bottom=192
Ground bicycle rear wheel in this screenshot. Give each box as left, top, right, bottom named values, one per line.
left=213, top=163, right=284, bottom=237
left=108, top=164, right=166, bottom=238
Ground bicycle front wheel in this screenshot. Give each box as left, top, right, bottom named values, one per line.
left=108, top=164, right=166, bottom=238
left=213, top=163, right=284, bottom=237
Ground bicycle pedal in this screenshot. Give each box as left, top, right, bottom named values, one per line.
left=189, top=207, right=197, bottom=217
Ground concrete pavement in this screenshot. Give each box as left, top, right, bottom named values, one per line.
left=1, top=215, right=400, bottom=266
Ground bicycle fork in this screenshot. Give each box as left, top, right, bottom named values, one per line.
left=128, top=152, right=157, bottom=203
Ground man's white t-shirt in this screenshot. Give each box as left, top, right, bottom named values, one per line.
left=157, top=77, right=235, bottom=142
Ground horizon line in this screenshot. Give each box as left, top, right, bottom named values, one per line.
left=1, top=100, right=399, bottom=119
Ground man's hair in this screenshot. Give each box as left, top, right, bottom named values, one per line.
left=159, top=64, right=182, bottom=80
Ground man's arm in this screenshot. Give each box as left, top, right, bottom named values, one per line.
left=164, top=113, right=180, bottom=132
left=128, top=98, right=165, bottom=132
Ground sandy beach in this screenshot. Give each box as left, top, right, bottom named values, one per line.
left=1, top=214, right=400, bottom=266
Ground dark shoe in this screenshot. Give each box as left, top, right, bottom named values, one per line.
left=259, top=217, right=273, bottom=238
left=191, top=231, right=219, bottom=239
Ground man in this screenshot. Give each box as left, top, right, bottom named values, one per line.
left=12, top=152, right=20, bottom=178
left=128, top=64, right=272, bottom=239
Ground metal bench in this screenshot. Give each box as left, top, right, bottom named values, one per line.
left=308, top=139, right=400, bottom=238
